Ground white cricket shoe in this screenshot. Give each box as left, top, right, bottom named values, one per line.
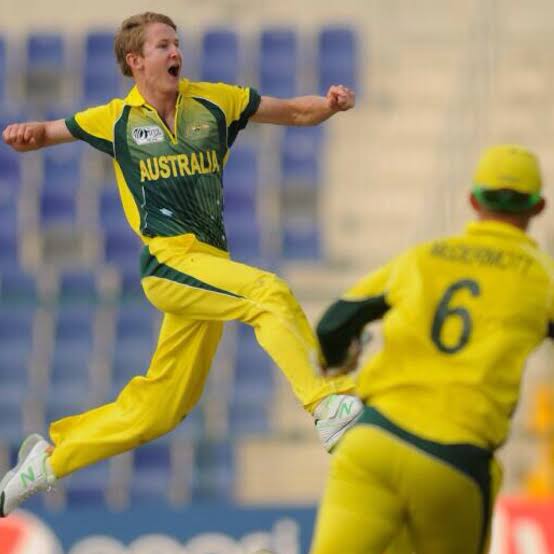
left=314, top=394, right=364, bottom=452
left=0, top=434, right=56, bottom=517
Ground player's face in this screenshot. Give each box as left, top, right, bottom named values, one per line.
left=140, top=23, right=182, bottom=93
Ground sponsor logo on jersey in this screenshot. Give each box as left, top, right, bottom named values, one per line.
left=132, top=126, right=165, bottom=145
left=139, top=149, right=220, bottom=182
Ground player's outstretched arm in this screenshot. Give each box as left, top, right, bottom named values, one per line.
left=251, top=84, right=355, bottom=126
left=2, top=119, right=75, bottom=152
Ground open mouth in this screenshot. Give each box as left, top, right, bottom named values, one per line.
left=168, top=64, right=180, bottom=77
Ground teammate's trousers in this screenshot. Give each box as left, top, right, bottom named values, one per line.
left=49, top=235, right=355, bottom=478
left=310, top=406, right=502, bottom=554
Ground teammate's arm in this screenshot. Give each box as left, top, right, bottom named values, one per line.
left=317, top=296, right=390, bottom=370
left=251, top=84, right=355, bottom=126
left=317, top=259, right=398, bottom=371
left=2, top=120, right=75, bottom=152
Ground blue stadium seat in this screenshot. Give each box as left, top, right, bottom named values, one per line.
left=110, top=346, right=152, bottom=397
left=0, top=268, right=38, bottom=305
left=53, top=306, right=95, bottom=347
left=118, top=266, right=144, bottom=303
left=192, top=440, right=234, bottom=501
left=224, top=144, right=258, bottom=213
left=259, top=28, right=298, bottom=98
left=49, top=306, right=95, bottom=395
left=39, top=143, right=82, bottom=225
left=82, top=31, right=121, bottom=104
left=0, top=307, right=33, bottom=395
left=280, top=126, right=324, bottom=189
left=43, top=396, right=88, bottom=430
left=77, top=28, right=117, bottom=100
left=99, top=186, right=125, bottom=229
left=115, top=303, right=158, bottom=343
left=0, top=355, right=29, bottom=396
left=130, top=443, right=171, bottom=502
left=0, top=145, right=22, bottom=189
left=0, top=228, right=17, bottom=268
left=42, top=142, right=82, bottom=191
left=234, top=325, right=274, bottom=397
left=0, top=393, right=26, bottom=443
left=282, top=220, right=321, bottom=260
left=225, top=212, right=261, bottom=263
left=0, top=36, right=6, bottom=103
left=103, top=227, right=143, bottom=270
left=57, top=269, right=99, bottom=304
left=200, top=29, right=239, bottom=84
left=82, top=65, right=121, bottom=105
left=318, top=26, right=358, bottom=96
left=229, top=325, right=273, bottom=435
left=110, top=304, right=158, bottom=395
left=27, top=33, right=65, bottom=68
left=84, top=31, right=115, bottom=67
left=0, top=167, right=19, bottom=235
left=25, top=33, right=66, bottom=104
left=65, top=460, right=110, bottom=508
left=169, top=406, right=204, bottom=441
left=39, top=189, right=78, bottom=225
left=229, top=399, right=271, bottom=435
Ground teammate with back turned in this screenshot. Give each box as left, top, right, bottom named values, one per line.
left=0, top=12, right=360, bottom=515
left=310, top=145, right=554, bottom=553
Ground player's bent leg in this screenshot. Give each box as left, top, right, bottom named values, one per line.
left=241, top=272, right=356, bottom=410
left=49, top=317, right=222, bottom=478
left=0, top=434, right=56, bottom=517
left=142, top=243, right=356, bottom=410
left=236, top=271, right=362, bottom=450
left=141, top=243, right=359, bottom=448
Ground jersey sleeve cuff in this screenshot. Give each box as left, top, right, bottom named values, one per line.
left=227, top=88, right=262, bottom=148
left=245, top=87, right=262, bottom=119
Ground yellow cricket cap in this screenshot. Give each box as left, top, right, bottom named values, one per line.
left=473, top=145, right=542, bottom=195
left=472, top=145, right=543, bottom=212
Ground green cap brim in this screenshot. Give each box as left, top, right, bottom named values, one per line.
left=473, top=186, right=541, bottom=213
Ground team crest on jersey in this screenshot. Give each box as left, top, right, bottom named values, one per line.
left=132, top=125, right=165, bottom=145
left=185, top=122, right=212, bottom=139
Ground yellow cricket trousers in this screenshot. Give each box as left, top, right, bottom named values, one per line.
left=49, top=234, right=355, bottom=477
left=310, top=407, right=502, bottom=554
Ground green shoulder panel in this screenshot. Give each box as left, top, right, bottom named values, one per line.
left=65, top=116, right=114, bottom=157
left=228, top=88, right=261, bottom=148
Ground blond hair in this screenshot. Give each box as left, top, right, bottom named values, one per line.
left=114, top=12, right=177, bottom=77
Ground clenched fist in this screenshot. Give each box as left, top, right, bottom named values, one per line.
left=2, top=122, right=48, bottom=152
left=326, top=84, right=355, bottom=112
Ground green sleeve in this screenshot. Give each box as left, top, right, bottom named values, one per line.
left=317, top=296, right=390, bottom=367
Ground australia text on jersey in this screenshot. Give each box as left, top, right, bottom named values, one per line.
left=139, top=149, right=220, bottom=182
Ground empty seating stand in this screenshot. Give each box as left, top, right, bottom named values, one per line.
left=200, top=28, right=239, bottom=84
left=259, top=28, right=298, bottom=98
left=317, top=26, right=358, bottom=96
left=82, top=30, right=122, bottom=104
left=25, top=32, right=66, bottom=106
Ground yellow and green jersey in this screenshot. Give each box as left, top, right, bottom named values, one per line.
left=65, top=78, right=260, bottom=250
left=317, top=220, right=554, bottom=449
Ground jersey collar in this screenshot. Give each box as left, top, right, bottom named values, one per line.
left=465, top=220, right=537, bottom=247
left=124, top=78, right=190, bottom=107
